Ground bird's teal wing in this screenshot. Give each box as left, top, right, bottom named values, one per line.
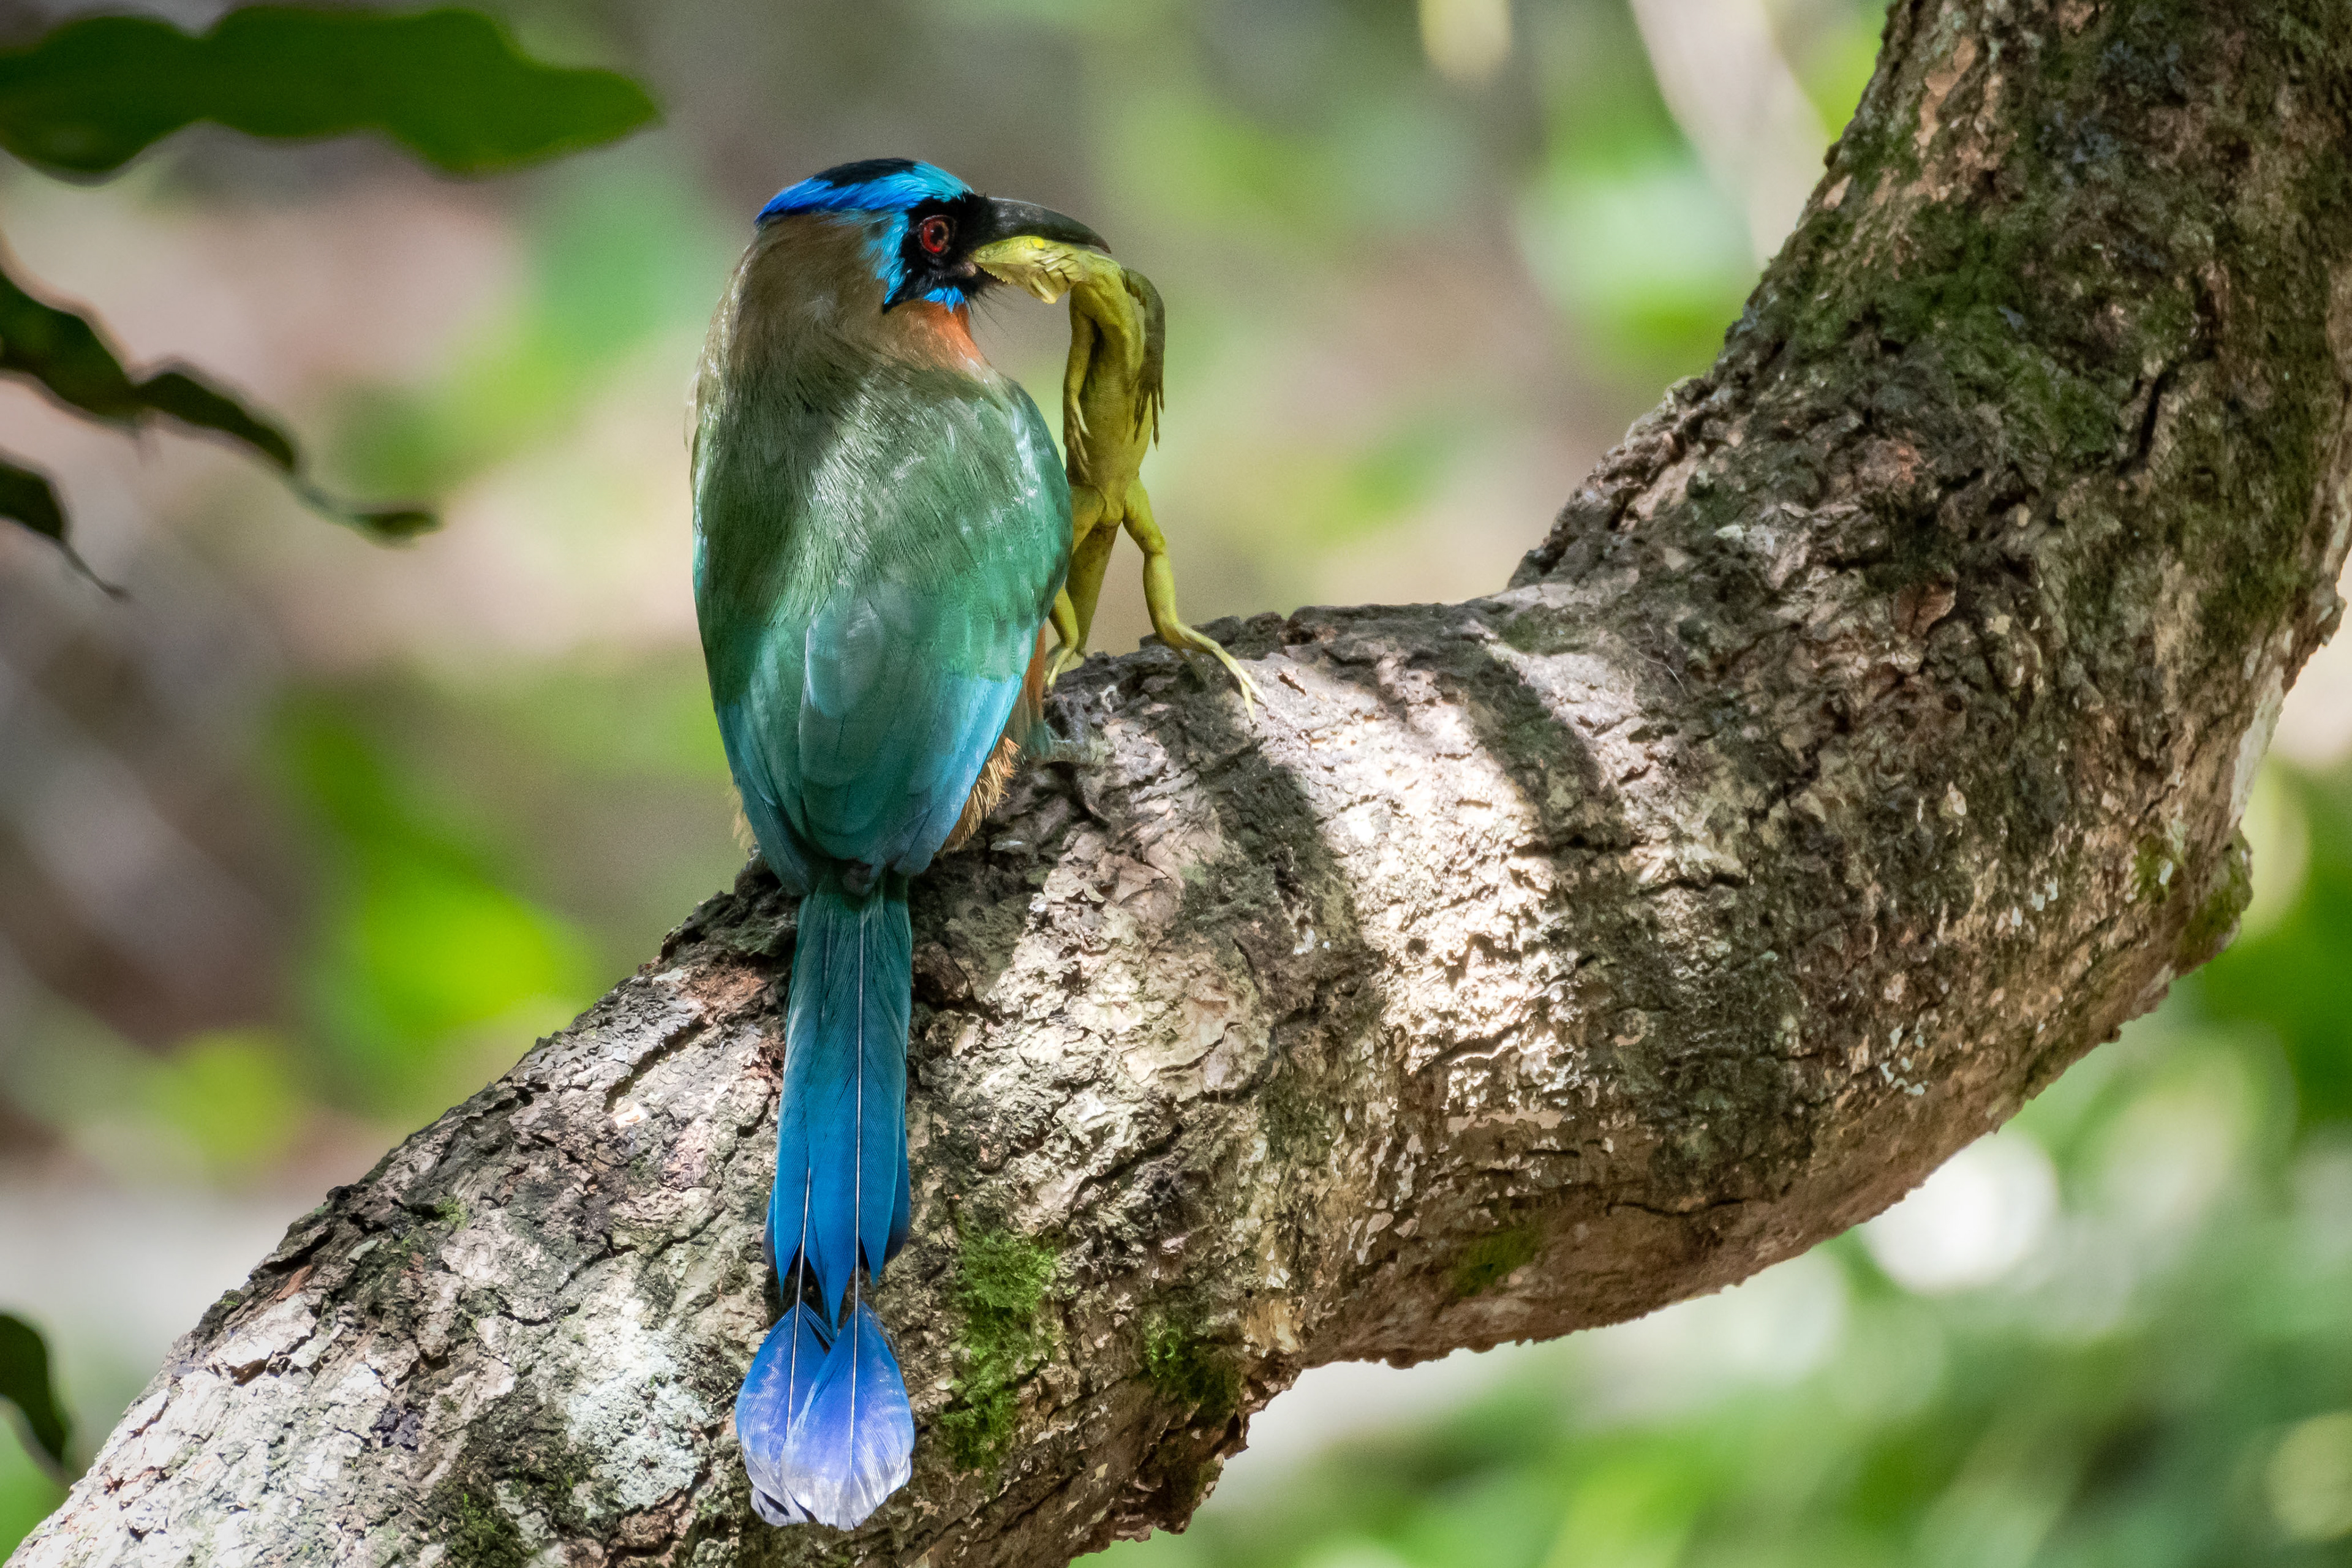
left=698, top=374, right=1069, bottom=885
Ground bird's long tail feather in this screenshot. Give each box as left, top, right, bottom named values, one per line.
left=742, top=873, right=914, bottom=1528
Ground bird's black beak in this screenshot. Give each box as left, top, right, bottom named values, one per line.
left=976, top=197, right=1107, bottom=254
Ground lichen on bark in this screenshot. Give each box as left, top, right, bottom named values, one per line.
left=14, top=3, right=2352, bottom=1566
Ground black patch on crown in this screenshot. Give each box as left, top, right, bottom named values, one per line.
left=809, top=156, right=918, bottom=187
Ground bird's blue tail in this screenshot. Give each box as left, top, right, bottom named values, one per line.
left=736, top=875, right=915, bottom=1529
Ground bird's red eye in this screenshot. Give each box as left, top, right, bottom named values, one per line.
left=917, top=215, right=952, bottom=255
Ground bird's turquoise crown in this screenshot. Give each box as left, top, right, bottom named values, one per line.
left=758, top=157, right=1105, bottom=312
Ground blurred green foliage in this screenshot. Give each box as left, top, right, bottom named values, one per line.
left=265, top=664, right=755, bottom=1128
left=0, top=655, right=738, bottom=1545
left=2198, top=769, right=2352, bottom=1129
left=7, top=1012, right=309, bottom=1185
left=278, top=701, right=596, bottom=1121
left=336, top=145, right=734, bottom=497
left=1519, top=4, right=1757, bottom=378
left=0, top=458, right=74, bottom=573
left=140, top=1031, right=307, bottom=1178
left=0, top=255, right=294, bottom=458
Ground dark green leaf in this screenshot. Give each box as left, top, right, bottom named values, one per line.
left=0, top=238, right=434, bottom=554
left=0, top=1311, right=71, bottom=1477
left=0, top=243, right=297, bottom=461
left=0, top=451, right=121, bottom=594
left=0, top=245, right=145, bottom=420
left=0, top=7, right=657, bottom=179
left=290, top=481, right=440, bottom=543
left=0, top=452, right=65, bottom=543
left=137, top=370, right=298, bottom=471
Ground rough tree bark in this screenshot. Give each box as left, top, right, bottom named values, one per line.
left=17, top=2, right=2352, bottom=1564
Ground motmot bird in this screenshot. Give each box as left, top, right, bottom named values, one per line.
left=691, top=158, right=1100, bottom=1529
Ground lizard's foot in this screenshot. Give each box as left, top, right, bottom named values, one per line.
left=1043, top=641, right=1089, bottom=687
left=1159, top=624, right=1262, bottom=719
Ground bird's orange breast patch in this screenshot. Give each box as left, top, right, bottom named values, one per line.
left=896, top=300, right=986, bottom=375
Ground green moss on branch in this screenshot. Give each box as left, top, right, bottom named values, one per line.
left=1450, top=1226, right=1541, bottom=1300
left=937, top=1227, right=1057, bottom=1470
left=1142, top=1318, right=1242, bottom=1425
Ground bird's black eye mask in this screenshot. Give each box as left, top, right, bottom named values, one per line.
left=886, top=192, right=997, bottom=309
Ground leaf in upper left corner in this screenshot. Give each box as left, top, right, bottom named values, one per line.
left=0, top=7, right=658, bottom=180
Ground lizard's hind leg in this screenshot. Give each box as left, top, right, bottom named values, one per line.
left=1046, top=485, right=1117, bottom=687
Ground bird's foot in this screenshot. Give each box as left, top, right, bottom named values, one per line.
left=1022, top=726, right=1106, bottom=768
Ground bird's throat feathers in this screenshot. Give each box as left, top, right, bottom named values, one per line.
left=725, top=214, right=992, bottom=383
left=895, top=299, right=986, bottom=377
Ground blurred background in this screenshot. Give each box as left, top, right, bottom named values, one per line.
left=2, top=0, right=2349, bottom=1561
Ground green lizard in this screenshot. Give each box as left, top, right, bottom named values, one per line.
left=973, top=235, right=1259, bottom=712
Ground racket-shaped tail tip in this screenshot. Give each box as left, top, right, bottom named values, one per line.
left=776, top=1300, right=914, bottom=1528
left=737, top=1303, right=833, bottom=1526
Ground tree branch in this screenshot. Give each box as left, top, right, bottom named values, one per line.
left=16, top=2, right=2352, bottom=1564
